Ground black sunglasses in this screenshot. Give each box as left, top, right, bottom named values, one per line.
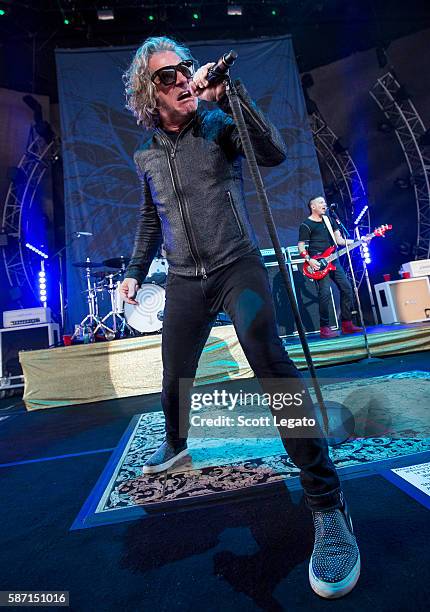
left=150, top=60, right=195, bottom=86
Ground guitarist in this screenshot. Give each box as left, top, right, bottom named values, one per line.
left=298, top=195, right=362, bottom=339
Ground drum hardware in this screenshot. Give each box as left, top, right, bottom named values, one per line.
left=72, top=260, right=104, bottom=268
left=75, top=257, right=115, bottom=339
left=98, top=272, right=134, bottom=338
left=90, top=269, right=117, bottom=280
left=103, top=256, right=130, bottom=270
left=123, top=283, right=166, bottom=334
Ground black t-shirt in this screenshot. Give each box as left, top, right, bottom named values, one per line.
left=163, top=129, right=179, bottom=144
left=298, top=216, right=339, bottom=256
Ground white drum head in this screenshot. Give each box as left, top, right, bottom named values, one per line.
left=124, top=283, right=165, bottom=333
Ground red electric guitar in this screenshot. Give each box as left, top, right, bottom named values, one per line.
left=302, top=224, right=392, bottom=280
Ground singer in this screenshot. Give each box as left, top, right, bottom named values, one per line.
left=298, top=195, right=363, bottom=339
left=120, top=37, right=360, bottom=598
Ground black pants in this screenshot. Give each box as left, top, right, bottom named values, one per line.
left=161, top=253, right=341, bottom=511
left=316, top=264, right=353, bottom=327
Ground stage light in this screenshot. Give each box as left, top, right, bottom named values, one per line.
left=353, top=204, right=368, bottom=225
left=227, top=5, right=242, bottom=16
left=394, top=177, right=411, bottom=190
left=39, top=261, right=47, bottom=306
left=0, top=9, right=6, bottom=16
left=25, top=243, right=48, bottom=259
left=271, top=9, right=277, bottom=16
left=360, top=240, right=371, bottom=265
left=377, top=119, right=395, bottom=133
left=148, top=14, right=155, bottom=22
left=64, top=18, right=70, bottom=25
left=192, top=12, right=200, bottom=20
left=97, top=9, right=114, bottom=21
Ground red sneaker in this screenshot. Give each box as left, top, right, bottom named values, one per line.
left=320, top=326, right=339, bottom=339
left=341, top=320, right=362, bottom=334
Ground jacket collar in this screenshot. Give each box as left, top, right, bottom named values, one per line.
left=154, top=112, right=198, bottom=143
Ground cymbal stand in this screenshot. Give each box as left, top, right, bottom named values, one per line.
left=99, top=273, right=133, bottom=338
left=78, top=258, right=114, bottom=337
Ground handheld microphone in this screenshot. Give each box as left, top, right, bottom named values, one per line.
left=329, top=203, right=337, bottom=210
left=206, top=50, right=238, bottom=84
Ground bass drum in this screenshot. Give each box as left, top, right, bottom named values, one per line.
left=146, top=256, right=168, bottom=285
left=124, top=283, right=165, bottom=333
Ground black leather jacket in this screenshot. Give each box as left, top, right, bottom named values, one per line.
left=124, top=80, right=287, bottom=283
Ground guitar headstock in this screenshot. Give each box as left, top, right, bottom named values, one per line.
left=374, top=224, right=392, bottom=237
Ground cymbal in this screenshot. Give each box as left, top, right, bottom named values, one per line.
left=92, top=269, right=122, bottom=279
left=103, top=256, right=130, bottom=269
left=73, top=261, right=104, bottom=268
left=91, top=270, right=111, bottom=279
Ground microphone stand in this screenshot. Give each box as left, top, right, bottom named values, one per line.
left=224, top=77, right=338, bottom=440
left=329, top=207, right=350, bottom=238
left=327, top=209, right=380, bottom=363
left=49, top=232, right=91, bottom=334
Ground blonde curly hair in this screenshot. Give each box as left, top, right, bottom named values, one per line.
left=123, top=36, right=194, bottom=129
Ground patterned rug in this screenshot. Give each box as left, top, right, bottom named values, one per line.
left=76, top=371, right=430, bottom=525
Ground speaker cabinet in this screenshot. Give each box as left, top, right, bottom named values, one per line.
left=0, top=323, right=59, bottom=378
left=375, top=277, right=430, bottom=324
left=264, top=253, right=338, bottom=336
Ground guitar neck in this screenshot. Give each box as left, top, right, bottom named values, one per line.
left=326, top=234, right=373, bottom=262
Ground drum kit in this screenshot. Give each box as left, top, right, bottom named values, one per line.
left=72, top=253, right=168, bottom=340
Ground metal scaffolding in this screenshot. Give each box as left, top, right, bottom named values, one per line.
left=370, top=71, right=430, bottom=260
left=309, top=111, right=371, bottom=288
left=1, top=128, right=59, bottom=299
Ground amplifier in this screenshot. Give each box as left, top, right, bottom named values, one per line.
left=288, top=259, right=338, bottom=333
left=400, top=259, right=430, bottom=278
left=262, top=248, right=338, bottom=335
left=260, top=247, right=287, bottom=265
left=3, top=307, right=52, bottom=328
left=374, top=277, right=430, bottom=324
left=287, top=246, right=338, bottom=334
left=0, top=323, right=59, bottom=379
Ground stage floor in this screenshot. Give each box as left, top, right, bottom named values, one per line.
left=19, top=321, right=430, bottom=411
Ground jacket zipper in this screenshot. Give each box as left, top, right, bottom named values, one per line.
left=227, top=190, right=244, bottom=238
left=157, top=124, right=206, bottom=278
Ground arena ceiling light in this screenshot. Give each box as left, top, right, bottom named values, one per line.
left=227, top=5, right=242, bottom=16
left=97, top=8, right=114, bottom=21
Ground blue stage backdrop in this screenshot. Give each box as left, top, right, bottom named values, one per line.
left=55, top=36, right=323, bottom=330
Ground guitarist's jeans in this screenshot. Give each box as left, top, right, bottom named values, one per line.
left=316, top=264, right=353, bottom=326
left=160, top=251, right=342, bottom=511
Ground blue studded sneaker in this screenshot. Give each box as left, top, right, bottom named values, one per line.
left=142, top=440, right=188, bottom=475
left=309, top=494, right=360, bottom=599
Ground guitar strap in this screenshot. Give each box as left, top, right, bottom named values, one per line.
left=322, top=214, right=338, bottom=247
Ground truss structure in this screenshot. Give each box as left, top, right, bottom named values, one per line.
left=370, top=72, right=430, bottom=260
left=1, top=128, right=59, bottom=298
